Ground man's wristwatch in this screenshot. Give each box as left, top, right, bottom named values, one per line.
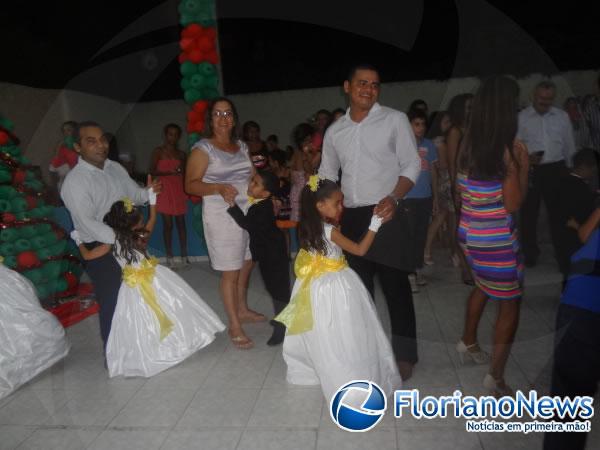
left=388, top=193, right=401, bottom=206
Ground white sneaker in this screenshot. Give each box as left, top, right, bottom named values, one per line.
left=408, top=274, right=419, bottom=293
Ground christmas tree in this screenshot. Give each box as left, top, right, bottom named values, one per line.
left=0, top=115, right=83, bottom=306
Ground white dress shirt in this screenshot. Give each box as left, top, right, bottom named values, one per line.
left=517, top=105, right=576, bottom=166
left=61, top=158, right=149, bottom=244
left=318, top=103, right=420, bottom=207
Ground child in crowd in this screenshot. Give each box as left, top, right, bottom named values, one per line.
left=49, top=121, right=79, bottom=192
left=227, top=170, right=290, bottom=346
left=405, top=109, right=438, bottom=291
left=275, top=176, right=401, bottom=401
left=72, top=191, right=224, bottom=378
left=557, top=148, right=598, bottom=282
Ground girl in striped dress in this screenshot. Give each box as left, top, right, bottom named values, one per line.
left=455, top=76, right=529, bottom=396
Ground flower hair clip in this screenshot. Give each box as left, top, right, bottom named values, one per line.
left=122, top=197, right=134, bottom=213
left=307, top=174, right=320, bottom=192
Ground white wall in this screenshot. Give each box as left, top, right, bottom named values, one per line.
left=2, top=69, right=597, bottom=176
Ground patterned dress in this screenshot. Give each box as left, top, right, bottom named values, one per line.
left=457, top=173, right=523, bottom=300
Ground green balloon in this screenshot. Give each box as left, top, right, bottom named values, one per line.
left=30, top=235, right=47, bottom=250
left=24, top=180, right=44, bottom=192
left=201, top=87, right=220, bottom=99
left=14, top=212, right=27, bottom=221
left=43, top=231, right=58, bottom=245
left=36, top=247, right=53, bottom=260
left=19, top=225, right=38, bottom=239
left=70, top=263, right=83, bottom=276
left=14, top=239, right=32, bottom=252
left=187, top=133, right=200, bottom=148
left=190, top=74, right=204, bottom=89
left=0, top=199, right=10, bottom=212
left=180, top=61, right=197, bottom=77
left=180, top=77, right=192, bottom=91
left=0, top=116, right=14, bottom=131
left=0, top=170, right=11, bottom=184
left=3, top=255, right=17, bottom=268
left=0, top=228, right=19, bottom=242
left=182, top=0, right=201, bottom=14
left=10, top=197, right=28, bottom=212
left=0, top=242, right=15, bottom=256
left=25, top=171, right=36, bottom=181
left=184, top=88, right=202, bottom=104
left=42, top=260, right=61, bottom=278
left=179, top=13, right=193, bottom=26
left=54, top=278, right=68, bottom=293
left=0, top=186, right=17, bottom=199
left=23, top=268, right=44, bottom=284
left=49, top=241, right=66, bottom=256
left=36, top=283, right=49, bottom=300
left=198, top=62, right=216, bottom=77
left=38, top=224, right=52, bottom=234
left=27, top=208, right=44, bottom=219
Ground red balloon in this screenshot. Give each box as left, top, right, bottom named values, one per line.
left=12, top=169, right=26, bottom=184
left=206, top=51, right=219, bottom=65
left=64, top=271, right=79, bottom=290
left=183, top=23, right=203, bottom=38
left=178, top=53, right=188, bottom=64
left=25, top=196, right=37, bottom=210
left=0, top=131, right=9, bottom=146
left=179, top=37, right=195, bottom=51
left=205, top=28, right=217, bottom=40
left=197, top=36, right=214, bottom=53
left=188, top=49, right=204, bottom=64
left=17, top=251, right=40, bottom=269
left=188, top=110, right=204, bottom=122
left=193, top=100, right=209, bottom=113
left=1, top=212, right=16, bottom=223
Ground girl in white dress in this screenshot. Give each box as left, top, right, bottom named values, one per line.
left=73, top=194, right=225, bottom=378
left=275, top=176, right=402, bottom=401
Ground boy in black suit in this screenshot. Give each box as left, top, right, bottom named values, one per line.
left=227, top=170, right=290, bottom=345
left=557, top=148, right=598, bottom=283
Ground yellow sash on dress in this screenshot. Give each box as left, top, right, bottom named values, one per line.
left=122, top=257, right=173, bottom=340
left=274, top=249, right=347, bottom=335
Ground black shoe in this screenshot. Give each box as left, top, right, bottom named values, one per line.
left=267, top=322, right=286, bottom=346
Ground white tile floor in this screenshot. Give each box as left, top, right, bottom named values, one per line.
left=1, top=245, right=599, bottom=450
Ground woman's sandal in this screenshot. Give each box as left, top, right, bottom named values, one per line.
left=229, top=333, right=254, bottom=350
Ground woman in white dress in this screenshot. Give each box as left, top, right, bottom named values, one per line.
left=0, top=258, right=69, bottom=398
left=185, top=98, right=265, bottom=350
left=73, top=195, right=224, bottom=377
left=275, top=177, right=402, bottom=401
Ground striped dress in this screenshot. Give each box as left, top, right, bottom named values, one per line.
left=457, top=173, right=523, bottom=300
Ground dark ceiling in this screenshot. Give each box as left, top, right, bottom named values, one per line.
left=0, top=0, right=597, bottom=102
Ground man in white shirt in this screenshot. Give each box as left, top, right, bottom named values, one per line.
left=61, top=121, right=161, bottom=351
left=319, top=64, right=421, bottom=380
left=517, top=81, right=576, bottom=267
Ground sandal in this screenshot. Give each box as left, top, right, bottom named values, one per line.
left=229, top=332, right=254, bottom=350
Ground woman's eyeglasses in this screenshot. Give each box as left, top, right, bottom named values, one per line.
left=212, top=110, right=234, bottom=118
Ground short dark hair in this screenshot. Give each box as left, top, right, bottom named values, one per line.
left=266, top=134, right=278, bottom=143
left=163, top=123, right=181, bottom=135
left=256, top=169, right=279, bottom=195
left=408, top=99, right=428, bottom=112
left=408, top=109, right=428, bottom=123
left=74, top=121, right=102, bottom=143
left=242, top=121, right=260, bottom=134
left=573, top=148, right=597, bottom=169
left=292, top=123, right=315, bottom=148
left=346, top=63, right=380, bottom=82
left=332, top=107, right=346, bottom=116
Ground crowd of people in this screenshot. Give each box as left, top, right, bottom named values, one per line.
left=30, top=67, right=600, bottom=449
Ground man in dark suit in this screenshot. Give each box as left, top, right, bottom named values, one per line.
left=227, top=170, right=290, bottom=345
